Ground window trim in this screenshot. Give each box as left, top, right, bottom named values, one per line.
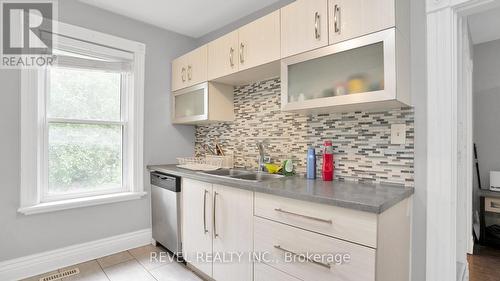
left=19, top=22, right=146, bottom=215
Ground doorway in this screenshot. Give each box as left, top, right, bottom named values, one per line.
left=465, top=6, right=500, bottom=281
left=426, top=1, right=500, bottom=280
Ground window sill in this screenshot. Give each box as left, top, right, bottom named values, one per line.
left=18, top=192, right=147, bottom=215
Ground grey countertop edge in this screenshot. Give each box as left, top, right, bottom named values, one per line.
left=147, top=165, right=414, bottom=214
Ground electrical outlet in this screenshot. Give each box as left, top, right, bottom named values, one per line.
left=391, top=124, right=406, bottom=145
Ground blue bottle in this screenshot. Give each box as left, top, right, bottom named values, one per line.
left=306, top=147, right=316, bottom=179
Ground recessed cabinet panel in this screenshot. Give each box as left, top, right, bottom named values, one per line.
left=174, top=88, right=206, bottom=119
left=287, top=42, right=384, bottom=103
left=281, top=0, right=329, bottom=58
left=281, top=28, right=401, bottom=113
left=171, top=82, right=234, bottom=125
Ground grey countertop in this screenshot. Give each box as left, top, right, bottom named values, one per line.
left=147, top=164, right=414, bottom=214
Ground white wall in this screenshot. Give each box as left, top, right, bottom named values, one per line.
left=0, top=0, right=196, bottom=262
left=473, top=39, right=500, bottom=189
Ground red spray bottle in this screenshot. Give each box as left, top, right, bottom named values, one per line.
left=322, top=140, right=334, bottom=181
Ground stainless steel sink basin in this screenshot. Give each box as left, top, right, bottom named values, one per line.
left=230, top=173, right=284, bottom=181
left=201, top=169, right=253, bottom=177
left=200, top=169, right=284, bottom=182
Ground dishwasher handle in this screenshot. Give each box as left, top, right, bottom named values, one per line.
left=150, top=172, right=181, bottom=192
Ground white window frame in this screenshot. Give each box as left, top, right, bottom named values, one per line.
left=18, top=22, right=146, bottom=215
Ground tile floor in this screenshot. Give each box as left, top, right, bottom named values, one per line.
left=21, top=245, right=203, bottom=281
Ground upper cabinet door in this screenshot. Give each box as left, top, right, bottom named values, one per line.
left=328, top=0, right=395, bottom=44
left=172, top=54, right=188, bottom=91
left=185, top=45, right=208, bottom=87
left=172, top=45, right=208, bottom=91
left=238, top=10, right=280, bottom=71
left=281, top=0, right=329, bottom=58
left=208, top=31, right=239, bottom=80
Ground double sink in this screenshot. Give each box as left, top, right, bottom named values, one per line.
left=200, top=169, right=284, bottom=182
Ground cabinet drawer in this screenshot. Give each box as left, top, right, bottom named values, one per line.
left=485, top=197, right=500, bottom=213
left=254, top=217, right=376, bottom=281
left=254, top=192, right=377, bottom=247
left=254, top=262, right=301, bottom=281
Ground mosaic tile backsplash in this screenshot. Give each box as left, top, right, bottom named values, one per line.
left=195, top=78, right=414, bottom=186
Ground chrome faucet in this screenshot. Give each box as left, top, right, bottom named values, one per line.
left=256, top=140, right=269, bottom=172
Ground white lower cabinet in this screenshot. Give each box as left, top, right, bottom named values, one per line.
left=254, top=216, right=376, bottom=281
left=254, top=262, right=301, bottom=281
left=212, top=184, right=253, bottom=281
left=181, top=179, right=253, bottom=281
left=181, top=178, right=213, bottom=277
left=182, top=179, right=410, bottom=281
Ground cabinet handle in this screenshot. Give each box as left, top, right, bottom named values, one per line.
left=274, top=208, right=332, bottom=224
left=213, top=191, right=219, bottom=238
left=239, top=42, right=245, bottom=64
left=181, top=67, right=186, bottom=82
left=229, top=47, right=234, bottom=67
left=187, top=65, right=192, bottom=81
left=491, top=202, right=500, bottom=209
left=334, top=5, right=341, bottom=34
left=274, top=245, right=332, bottom=270
left=314, top=12, right=321, bottom=40
left=203, top=190, right=208, bottom=234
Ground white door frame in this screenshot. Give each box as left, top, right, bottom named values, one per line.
left=426, top=0, right=500, bottom=280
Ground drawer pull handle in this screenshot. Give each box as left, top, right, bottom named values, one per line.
left=274, top=208, right=332, bottom=224
left=274, top=245, right=332, bottom=270
left=491, top=202, right=500, bottom=209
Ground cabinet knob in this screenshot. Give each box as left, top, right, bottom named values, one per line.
left=181, top=67, right=186, bottom=82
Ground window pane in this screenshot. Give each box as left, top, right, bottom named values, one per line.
left=48, top=123, right=123, bottom=195
left=48, top=67, right=121, bottom=121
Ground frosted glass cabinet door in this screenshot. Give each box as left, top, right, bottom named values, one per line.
left=172, top=83, right=208, bottom=123
left=281, top=28, right=397, bottom=113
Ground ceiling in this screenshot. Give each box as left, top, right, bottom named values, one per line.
left=78, top=0, right=284, bottom=38
left=468, top=7, right=500, bottom=45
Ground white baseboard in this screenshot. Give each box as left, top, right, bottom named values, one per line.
left=0, top=228, right=152, bottom=281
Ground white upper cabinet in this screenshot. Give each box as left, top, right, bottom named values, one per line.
left=238, top=10, right=280, bottom=71
left=281, top=0, right=329, bottom=58
left=328, top=0, right=396, bottom=44
left=281, top=28, right=410, bottom=113
left=171, top=45, right=208, bottom=91
left=208, top=31, right=239, bottom=80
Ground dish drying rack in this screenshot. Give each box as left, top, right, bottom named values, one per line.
left=177, top=155, right=233, bottom=171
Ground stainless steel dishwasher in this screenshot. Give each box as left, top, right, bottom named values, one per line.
left=151, top=171, right=182, bottom=256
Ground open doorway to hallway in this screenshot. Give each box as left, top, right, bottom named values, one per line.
left=465, top=5, right=500, bottom=281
